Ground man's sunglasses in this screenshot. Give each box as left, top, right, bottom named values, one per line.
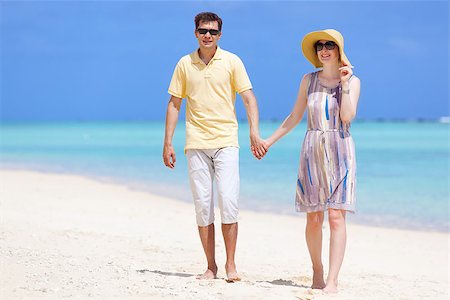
left=315, top=41, right=337, bottom=51
left=197, top=28, right=221, bottom=36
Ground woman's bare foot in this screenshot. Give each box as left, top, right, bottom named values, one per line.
left=225, top=263, right=241, bottom=282
left=311, top=268, right=326, bottom=289
left=196, top=265, right=217, bottom=280
left=322, top=280, right=338, bottom=293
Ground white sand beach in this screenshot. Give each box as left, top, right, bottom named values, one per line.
left=1, top=170, right=448, bottom=299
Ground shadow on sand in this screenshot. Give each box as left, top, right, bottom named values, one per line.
left=136, top=269, right=194, bottom=278
left=258, top=279, right=309, bottom=288
left=138, top=269, right=309, bottom=289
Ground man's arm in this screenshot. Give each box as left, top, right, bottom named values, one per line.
left=163, top=96, right=182, bottom=169
left=240, top=89, right=267, bottom=159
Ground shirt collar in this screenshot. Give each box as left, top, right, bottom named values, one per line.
left=191, top=46, right=223, bottom=64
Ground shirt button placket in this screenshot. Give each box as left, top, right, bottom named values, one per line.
left=204, top=61, right=212, bottom=79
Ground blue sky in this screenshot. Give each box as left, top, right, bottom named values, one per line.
left=1, top=0, right=448, bottom=122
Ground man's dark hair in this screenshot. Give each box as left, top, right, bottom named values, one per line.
left=194, top=12, right=222, bottom=31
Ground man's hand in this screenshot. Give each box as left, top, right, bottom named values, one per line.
left=163, top=144, right=176, bottom=169
left=250, top=135, right=268, bottom=160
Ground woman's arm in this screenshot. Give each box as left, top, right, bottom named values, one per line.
left=265, top=74, right=309, bottom=148
left=339, top=66, right=361, bottom=123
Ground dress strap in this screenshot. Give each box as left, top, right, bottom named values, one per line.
left=306, top=73, right=312, bottom=95
left=307, top=71, right=318, bottom=95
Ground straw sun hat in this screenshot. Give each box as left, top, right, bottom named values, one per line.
left=301, top=29, right=352, bottom=68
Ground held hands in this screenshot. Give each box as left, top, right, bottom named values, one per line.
left=250, top=135, right=269, bottom=160
left=163, top=144, right=176, bottom=169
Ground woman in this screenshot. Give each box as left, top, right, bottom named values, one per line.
left=256, top=29, right=360, bottom=293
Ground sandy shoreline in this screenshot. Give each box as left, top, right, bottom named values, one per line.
left=1, top=170, right=448, bottom=299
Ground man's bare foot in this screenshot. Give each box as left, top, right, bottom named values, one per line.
left=322, top=281, right=338, bottom=293
left=311, top=268, right=325, bottom=289
left=196, top=266, right=217, bottom=280
left=225, top=263, right=241, bottom=283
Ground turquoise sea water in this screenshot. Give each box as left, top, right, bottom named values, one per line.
left=0, top=121, right=448, bottom=231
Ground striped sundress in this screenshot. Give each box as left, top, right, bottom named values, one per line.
left=296, top=71, right=356, bottom=213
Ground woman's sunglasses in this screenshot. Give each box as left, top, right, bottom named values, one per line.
left=197, top=28, right=221, bottom=36
left=315, top=41, right=337, bottom=51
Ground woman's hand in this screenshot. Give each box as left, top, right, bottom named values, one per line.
left=339, top=64, right=354, bottom=84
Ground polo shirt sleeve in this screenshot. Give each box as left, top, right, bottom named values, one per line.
left=168, top=61, right=186, bottom=99
left=232, top=56, right=253, bottom=94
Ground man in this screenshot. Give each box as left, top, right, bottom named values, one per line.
left=163, top=12, right=267, bottom=282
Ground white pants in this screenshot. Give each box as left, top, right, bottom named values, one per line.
left=186, top=147, right=239, bottom=226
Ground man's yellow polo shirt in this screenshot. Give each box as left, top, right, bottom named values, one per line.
left=168, top=46, right=252, bottom=151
